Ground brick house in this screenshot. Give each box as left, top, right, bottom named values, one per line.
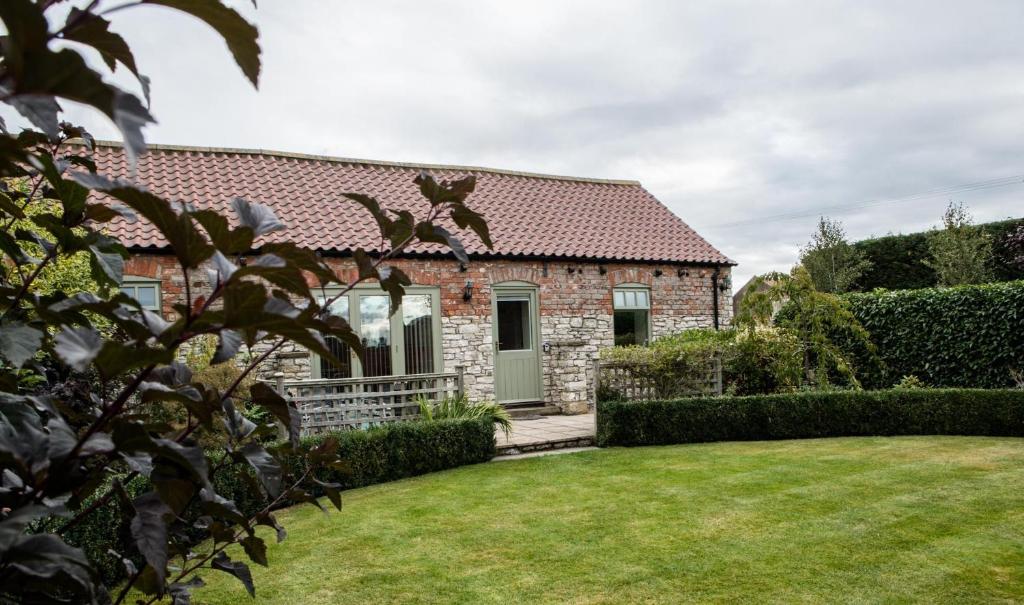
left=96, top=142, right=734, bottom=415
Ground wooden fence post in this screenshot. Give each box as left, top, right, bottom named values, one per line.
left=713, top=354, right=723, bottom=396
left=272, top=372, right=287, bottom=440
left=455, top=365, right=465, bottom=400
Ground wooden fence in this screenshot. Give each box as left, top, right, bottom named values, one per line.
left=595, top=355, right=722, bottom=402
left=271, top=367, right=464, bottom=436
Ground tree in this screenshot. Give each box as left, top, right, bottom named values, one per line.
left=925, top=202, right=993, bottom=286
left=0, top=2, right=491, bottom=603
left=737, top=267, right=881, bottom=389
left=1004, top=224, right=1024, bottom=272
left=799, top=216, right=872, bottom=293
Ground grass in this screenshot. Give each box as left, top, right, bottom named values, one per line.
left=193, top=437, right=1024, bottom=604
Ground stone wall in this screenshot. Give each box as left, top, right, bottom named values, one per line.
left=124, top=254, right=733, bottom=414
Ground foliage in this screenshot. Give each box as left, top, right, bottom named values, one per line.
left=416, top=393, right=512, bottom=438
left=6, top=180, right=106, bottom=299
left=739, top=267, right=881, bottom=389
left=45, top=418, right=495, bottom=588
left=799, top=216, right=872, bottom=293
left=1005, top=224, right=1024, bottom=271
left=286, top=419, right=496, bottom=490
left=845, top=281, right=1024, bottom=388
left=925, top=202, right=994, bottom=286
left=724, top=326, right=804, bottom=395
left=599, top=327, right=803, bottom=398
left=599, top=329, right=727, bottom=400
left=852, top=217, right=1024, bottom=290
left=851, top=230, right=937, bottom=290
left=596, top=389, right=1024, bottom=447
left=0, top=2, right=492, bottom=603
left=185, top=335, right=267, bottom=429
left=893, top=375, right=927, bottom=389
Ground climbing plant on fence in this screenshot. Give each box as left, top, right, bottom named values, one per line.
left=844, top=281, right=1024, bottom=388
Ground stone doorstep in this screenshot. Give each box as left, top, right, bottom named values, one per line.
left=538, top=419, right=594, bottom=428
left=495, top=435, right=596, bottom=456
left=492, top=446, right=599, bottom=461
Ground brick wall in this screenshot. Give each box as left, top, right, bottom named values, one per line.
left=124, top=253, right=733, bottom=413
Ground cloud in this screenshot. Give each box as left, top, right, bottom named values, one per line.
left=4, top=0, right=1023, bottom=288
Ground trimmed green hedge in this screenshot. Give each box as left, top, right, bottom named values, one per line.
left=280, top=417, right=496, bottom=495
left=596, top=389, right=1024, bottom=447
left=50, top=418, right=495, bottom=584
left=852, top=217, right=1024, bottom=290
left=845, top=280, right=1024, bottom=388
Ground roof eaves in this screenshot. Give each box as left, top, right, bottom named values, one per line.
left=123, top=243, right=736, bottom=266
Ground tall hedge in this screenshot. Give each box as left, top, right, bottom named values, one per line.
left=852, top=217, right=1024, bottom=290
left=596, top=389, right=1024, bottom=447
left=845, top=280, right=1024, bottom=388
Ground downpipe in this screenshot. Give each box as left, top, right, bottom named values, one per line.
left=711, top=267, right=720, bottom=330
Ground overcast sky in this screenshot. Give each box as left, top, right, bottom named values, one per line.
left=5, top=0, right=1023, bottom=286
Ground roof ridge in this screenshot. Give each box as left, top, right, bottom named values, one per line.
left=91, top=140, right=642, bottom=187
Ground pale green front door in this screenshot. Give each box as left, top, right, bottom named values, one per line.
left=492, top=285, right=543, bottom=404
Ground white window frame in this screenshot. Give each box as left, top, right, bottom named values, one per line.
left=121, top=276, right=162, bottom=314
left=311, top=285, right=443, bottom=379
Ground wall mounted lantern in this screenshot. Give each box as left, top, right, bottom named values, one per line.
left=463, top=280, right=474, bottom=301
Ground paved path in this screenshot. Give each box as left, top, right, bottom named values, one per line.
left=496, top=413, right=596, bottom=453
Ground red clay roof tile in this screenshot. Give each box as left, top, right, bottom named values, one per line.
left=91, top=142, right=732, bottom=265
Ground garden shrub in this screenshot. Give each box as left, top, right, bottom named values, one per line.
left=417, top=393, right=513, bottom=438
left=285, top=418, right=496, bottom=490
left=598, top=329, right=806, bottom=399
left=596, top=389, right=1024, bottom=447
left=845, top=280, right=1024, bottom=388
left=51, top=418, right=495, bottom=585
left=600, top=327, right=806, bottom=398
left=745, top=268, right=882, bottom=389
left=600, top=329, right=727, bottom=399
left=724, top=327, right=804, bottom=395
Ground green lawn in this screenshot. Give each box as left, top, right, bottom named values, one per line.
left=194, top=437, right=1024, bottom=604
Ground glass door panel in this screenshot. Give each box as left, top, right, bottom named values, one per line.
left=321, top=297, right=352, bottom=378
left=359, top=295, right=392, bottom=377
left=496, top=298, right=531, bottom=351
left=402, top=294, right=434, bottom=374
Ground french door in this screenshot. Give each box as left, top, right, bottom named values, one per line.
left=313, top=287, right=441, bottom=379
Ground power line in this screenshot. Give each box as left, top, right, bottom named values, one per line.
left=711, top=174, right=1024, bottom=229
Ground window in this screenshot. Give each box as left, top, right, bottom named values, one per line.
left=121, top=276, right=161, bottom=313
left=613, top=286, right=650, bottom=346
left=496, top=297, right=531, bottom=351
left=313, top=287, right=441, bottom=379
